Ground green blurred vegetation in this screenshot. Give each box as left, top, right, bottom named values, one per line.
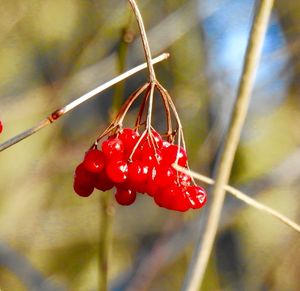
left=0, top=0, right=300, bottom=290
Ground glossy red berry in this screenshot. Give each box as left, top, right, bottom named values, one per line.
left=75, top=163, right=96, bottom=186
left=115, top=188, right=136, bottom=205
left=144, top=167, right=159, bottom=196
left=141, top=149, right=162, bottom=168
left=83, top=149, right=105, bottom=173
left=106, top=160, right=128, bottom=183
left=118, top=128, right=139, bottom=153
left=161, top=145, right=187, bottom=166
left=73, top=179, right=94, bottom=197
left=127, top=161, right=149, bottom=185
left=162, top=141, right=171, bottom=148
left=0, top=120, right=3, bottom=134
left=154, top=185, right=190, bottom=212
left=178, top=172, right=192, bottom=186
left=102, top=138, right=124, bottom=161
left=141, top=129, right=163, bottom=150
left=154, top=165, right=175, bottom=188
left=187, top=185, right=207, bottom=209
left=94, top=169, right=114, bottom=191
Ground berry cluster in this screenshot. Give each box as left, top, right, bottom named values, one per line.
left=73, top=128, right=207, bottom=212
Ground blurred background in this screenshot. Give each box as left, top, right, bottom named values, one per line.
left=0, top=0, right=300, bottom=290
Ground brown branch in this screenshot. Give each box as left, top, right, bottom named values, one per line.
left=174, top=165, right=300, bottom=234
left=0, top=53, right=169, bottom=152
left=182, top=1, right=275, bottom=290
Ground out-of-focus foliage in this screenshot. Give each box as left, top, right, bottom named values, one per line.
left=0, top=0, right=300, bottom=290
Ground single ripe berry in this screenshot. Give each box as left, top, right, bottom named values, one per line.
left=75, top=163, right=96, bottom=186
left=118, top=128, right=139, bottom=153
left=94, top=169, right=114, bottom=191
left=154, top=165, right=175, bottom=188
left=83, top=149, right=105, bottom=173
left=142, top=129, right=163, bottom=150
left=162, top=141, right=171, bottom=148
left=161, top=145, right=187, bottom=167
left=145, top=167, right=159, bottom=196
left=127, top=160, right=149, bottom=185
left=0, top=120, right=3, bottom=134
left=115, top=188, right=136, bottom=205
left=178, top=172, right=192, bottom=186
left=73, top=179, right=94, bottom=197
left=141, top=148, right=162, bottom=168
left=154, top=185, right=190, bottom=212
left=186, top=185, right=207, bottom=209
left=102, top=138, right=124, bottom=161
left=169, top=186, right=190, bottom=212
left=106, top=160, right=128, bottom=183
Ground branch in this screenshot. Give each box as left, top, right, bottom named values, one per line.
left=0, top=53, right=169, bottom=152
left=127, top=0, right=157, bottom=130
left=174, top=165, right=300, bottom=234
left=127, top=0, right=156, bottom=82
left=182, top=1, right=275, bottom=290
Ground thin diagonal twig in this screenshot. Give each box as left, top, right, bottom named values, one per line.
left=173, top=165, right=300, bottom=234
left=182, top=1, right=275, bottom=290
left=0, top=53, right=169, bottom=152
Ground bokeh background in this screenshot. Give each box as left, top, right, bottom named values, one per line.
left=0, top=0, right=300, bottom=290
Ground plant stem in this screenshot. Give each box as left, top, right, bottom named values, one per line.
left=98, top=29, right=133, bottom=290
left=127, top=0, right=156, bottom=82
left=111, top=27, right=132, bottom=116
left=127, top=0, right=157, bottom=130
left=0, top=53, right=169, bottom=152
left=173, top=165, right=300, bottom=234
left=182, top=1, right=274, bottom=290
left=99, top=192, right=114, bottom=291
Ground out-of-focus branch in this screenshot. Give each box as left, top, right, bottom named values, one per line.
left=174, top=165, right=300, bottom=234
left=0, top=53, right=169, bottom=152
left=182, top=1, right=275, bottom=290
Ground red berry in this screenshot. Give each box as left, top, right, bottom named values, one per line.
left=75, top=163, right=96, bottom=186
left=118, top=128, right=139, bottom=153
left=145, top=167, right=159, bottom=196
left=170, top=188, right=190, bottom=212
left=83, top=149, right=105, bottom=173
left=154, top=165, right=175, bottom=188
left=0, top=120, right=3, bottom=134
left=146, top=179, right=159, bottom=197
left=127, top=161, right=149, bottom=185
left=141, top=148, right=162, bottom=168
left=102, top=138, right=124, bottom=161
left=178, top=172, right=192, bottom=186
left=154, top=185, right=190, bottom=212
left=141, top=129, right=163, bottom=150
left=73, top=179, right=94, bottom=197
left=94, top=169, right=114, bottom=191
left=186, top=185, right=207, bottom=209
left=115, top=188, right=136, bottom=205
left=106, top=160, right=128, bottom=183
left=161, top=145, right=187, bottom=166
left=162, top=141, right=171, bottom=148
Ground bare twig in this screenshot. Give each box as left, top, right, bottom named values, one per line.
left=0, top=53, right=169, bottom=152
left=174, top=165, right=300, bottom=234
left=127, top=0, right=157, bottom=131
left=99, top=193, right=114, bottom=291
left=127, top=0, right=156, bottom=82
left=182, top=1, right=275, bottom=290
left=98, top=30, right=131, bottom=291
